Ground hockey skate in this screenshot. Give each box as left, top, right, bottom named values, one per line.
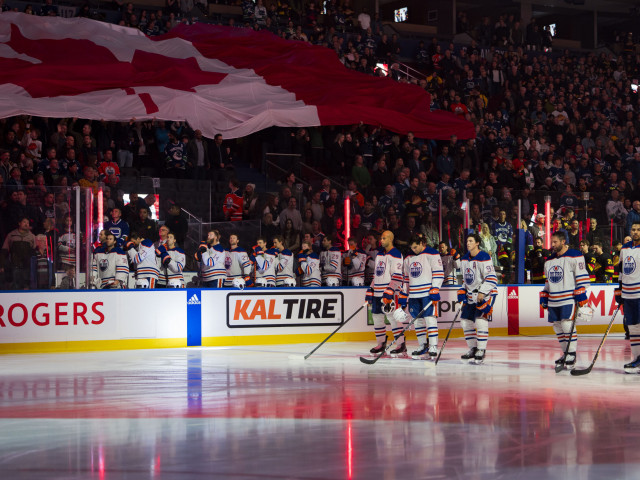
left=624, top=356, right=640, bottom=374
left=565, top=353, right=576, bottom=369
left=411, top=344, right=429, bottom=359
left=473, top=349, right=486, bottom=365
left=554, top=353, right=567, bottom=367
left=369, top=341, right=387, bottom=354
left=389, top=342, right=407, bottom=358
left=428, top=345, right=438, bottom=358
left=461, top=347, right=477, bottom=361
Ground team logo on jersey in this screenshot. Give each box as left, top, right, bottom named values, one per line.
left=548, top=265, right=564, bottom=283
left=464, top=267, right=475, bottom=284
left=99, top=258, right=109, bottom=271
left=375, top=261, right=386, bottom=276
left=409, top=262, right=423, bottom=278
left=623, top=256, right=636, bottom=275
left=224, top=255, right=232, bottom=269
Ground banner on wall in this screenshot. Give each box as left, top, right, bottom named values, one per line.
left=226, top=291, right=344, bottom=328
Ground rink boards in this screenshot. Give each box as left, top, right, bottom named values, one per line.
left=0, top=285, right=624, bottom=353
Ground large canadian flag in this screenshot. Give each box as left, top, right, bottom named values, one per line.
left=0, top=13, right=475, bottom=139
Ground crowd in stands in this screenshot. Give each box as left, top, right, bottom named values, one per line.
left=1, top=1, right=640, bottom=289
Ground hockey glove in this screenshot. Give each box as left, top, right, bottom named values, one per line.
left=382, top=287, right=395, bottom=305
left=397, top=291, right=408, bottom=309
left=539, top=290, right=549, bottom=309
left=615, top=288, right=624, bottom=305
left=198, top=242, right=208, bottom=254
left=343, top=256, right=352, bottom=266
left=365, top=288, right=374, bottom=305
left=457, top=288, right=467, bottom=304
left=573, top=287, right=588, bottom=307
left=125, top=241, right=136, bottom=251
left=429, top=287, right=440, bottom=302
left=244, top=276, right=254, bottom=288
left=161, top=255, right=171, bottom=267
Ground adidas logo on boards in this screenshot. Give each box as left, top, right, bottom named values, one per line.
left=508, top=289, right=518, bottom=299
left=188, top=294, right=201, bottom=305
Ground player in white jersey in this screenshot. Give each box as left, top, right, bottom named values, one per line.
left=298, top=239, right=321, bottom=287
left=343, top=237, right=367, bottom=286
left=539, top=230, right=590, bottom=369
left=154, top=225, right=169, bottom=288
left=126, top=231, right=160, bottom=288
left=157, top=232, right=186, bottom=288
left=273, top=235, right=296, bottom=287
left=320, top=235, right=342, bottom=286
left=58, top=216, right=76, bottom=270
left=366, top=230, right=405, bottom=355
left=224, top=234, right=252, bottom=288
left=615, top=221, right=640, bottom=373
left=253, top=236, right=277, bottom=287
left=364, top=233, right=380, bottom=285
left=92, top=232, right=129, bottom=289
left=457, top=233, right=498, bottom=364
left=400, top=234, right=444, bottom=358
left=195, top=229, right=227, bottom=288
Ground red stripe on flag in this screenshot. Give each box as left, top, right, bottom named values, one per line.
left=138, top=93, right=159, bottom=114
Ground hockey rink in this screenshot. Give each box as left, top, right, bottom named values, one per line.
left=2, top=335, right=640, bottom=479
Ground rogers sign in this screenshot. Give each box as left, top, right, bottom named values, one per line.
left=226, top=291, right=344, bottom=328
left=0, top=302, right=105, bottom=327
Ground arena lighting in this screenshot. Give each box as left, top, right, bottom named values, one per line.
left=544, top=195, right=551, bottom=250
left=97, top=187, right=103, bottom=234
left=344, top=196, right=350, bottom=250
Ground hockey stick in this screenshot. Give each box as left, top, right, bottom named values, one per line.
left=571, top=305, right=621, bottom=376
left=359, top=301, right=432, bottom=365
left=555, top=306, right=579, bottom=373
left=304, top=303, right=367, bottom=360
left=435, top=306, right=463, bottom=365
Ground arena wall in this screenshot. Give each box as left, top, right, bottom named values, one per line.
left=0, top=285, right=623, bottom=354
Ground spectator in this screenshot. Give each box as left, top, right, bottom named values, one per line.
left=1, top=217, right=36, bottom=289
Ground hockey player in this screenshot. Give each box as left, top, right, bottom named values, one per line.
left=401, top=234, right=444, bottom=358
left=298, top=239, right=321, bottom=287
left=539, top=230, right=590, bottom=369
left=273, top=235, right=296, bottom=287
left=253, top=236, right=277, bottom=287
left=195, top=229, right=227, bottom=288
left=343, top=237, right=367, bottom=286
left=157, top=232, right=186, bottom=288
left=592, top=240, right=614, bottom=283
left=457, top=233, right=498, bottom=364
left=526, top=237, right=548, bottom=284
left=320, top=235, right=342, bottom=286
left=92, top=232, right=129, bottom=289
left=616, top=221, right=640, bottom=373
left=224, top=234, right=252, bottom=288
left=366, top=230, right=405, bottom=355
left=154, top=225, right=170, bottom=288
left=126, top=231, right=160, bottom=288
left=58, top=216, right=76, bottom=271
left=364, top=233, right=380, bottom=285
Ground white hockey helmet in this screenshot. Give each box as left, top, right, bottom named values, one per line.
left=393, top=307, right=406, bottom=323
left=351, top=277, right=364, bottom=287
left=255, top=278, right=268, bottom=288
left=326, top=277, right=341, bottom=287
left=576, top=305, right=594, bottom=323
left=135, top=278, right=150, bottom=289
left=233, top=277, right=246, bottom=290
left=168, top=279, right=183, bottom=288
left=283, top=278, right=296, bottom=287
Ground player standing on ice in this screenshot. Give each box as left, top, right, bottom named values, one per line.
left=616, top=221, right=640, bottom=373
left=401, top=234, right=444, bottom=359
left=366, top=230, right=404, bottom=355
left=457, top=233, right=498, bottom=364
left=539, top=230, right=590, bottom=370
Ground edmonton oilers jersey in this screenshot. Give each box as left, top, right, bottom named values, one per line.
left=459, top=250, right=498, bottom=297
left=402, top=247, right=444, bottom=298
left=542, top=248, right=590, bottom=307
left=371, top=247, right=403, bottom=296
left=620, top=241, right=640, bottom=299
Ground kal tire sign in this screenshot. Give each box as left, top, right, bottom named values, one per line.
left=227, top=291, right=344, bottom=328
